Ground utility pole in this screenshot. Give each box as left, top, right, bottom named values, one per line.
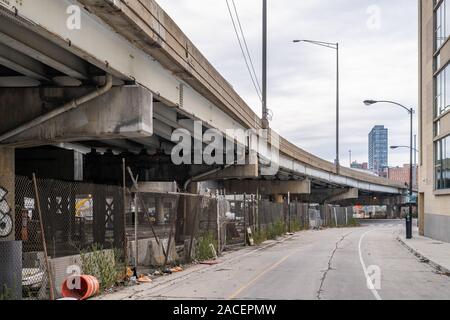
left=349, top=150, right=352, bottom=167
left=408, top=108, right=413, bottom=239
left=261, top=0, right=269, bottom=129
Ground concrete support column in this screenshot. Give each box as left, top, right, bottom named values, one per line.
left=156, top=197, right=165, bottom=225
left=93, top=185, right=106, bottom=245
left=0, top=148, right=19, bottom=299
left=0, top=147, right=15, bottom=242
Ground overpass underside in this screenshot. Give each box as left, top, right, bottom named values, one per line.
left=0, top=0, right=407, bottom=245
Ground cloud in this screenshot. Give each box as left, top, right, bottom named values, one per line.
left=157, top=0, right=418, bottom=167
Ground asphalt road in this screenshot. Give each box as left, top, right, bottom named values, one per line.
left=100, top=220, right=450, bottom=300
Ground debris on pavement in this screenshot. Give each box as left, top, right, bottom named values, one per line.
left=137, top=275, right=152, bottom=283
left=170, top=266, right=184, bottom=273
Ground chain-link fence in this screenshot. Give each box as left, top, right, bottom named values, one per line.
left=0, top=175, right=126, bottom=300
left=308, top=204, right=355, bottom=228
left=225, top=195, right=255, bottom=247
left=287, top=202, right=310, bottom=231
left=258, top=200, right=285, bottom=229
left=1, top=174, right=358, bottom=300
left=124, top=190, right=226, bottom=267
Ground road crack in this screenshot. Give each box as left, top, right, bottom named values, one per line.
left=316, top=232, right=353, bottom=300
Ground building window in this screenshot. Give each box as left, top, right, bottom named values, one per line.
left=435, top=135, right=450, bottom=189
left=435, top=64, right=450, bottom=117
left=435, top=0, right=450, bottom=50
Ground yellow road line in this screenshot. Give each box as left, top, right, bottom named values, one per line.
left=227, top=252, right=294, bottom=300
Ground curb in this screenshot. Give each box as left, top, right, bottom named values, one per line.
left=396, top=236, right=450, bottom=276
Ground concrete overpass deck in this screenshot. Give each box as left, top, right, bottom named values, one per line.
left=0, top=0, right=406, bottom=198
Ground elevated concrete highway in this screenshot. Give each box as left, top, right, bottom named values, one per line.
left=0, top=0, right=407, bottom=214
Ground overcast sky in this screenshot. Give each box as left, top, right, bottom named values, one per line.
left=157, top=0, right=418, bottom=167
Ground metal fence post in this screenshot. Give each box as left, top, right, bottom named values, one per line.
left=32, top=173, right=55, bottom=300
left=122, top=158, right=128, bottom=266
left=216, top=194, right=221, bottom=254
left=287, top=192, right=291, bottom=233
left=134, top=192, right=138, bottom=273
left=333, top=207, right=338, bottom=227
left=243, top=193, right=247, bottom=246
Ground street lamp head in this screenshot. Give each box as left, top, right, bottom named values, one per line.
left=293, top=40, right=302, bottom=43
left=364, top=100, right=378, bottom=106
left=390, top=146, right=399, bottom=150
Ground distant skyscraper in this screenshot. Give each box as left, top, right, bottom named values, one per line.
left=368, top=125, right=388, bottom=174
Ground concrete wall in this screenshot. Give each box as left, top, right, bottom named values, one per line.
left=0, top=147, right=15, bottom=241
left=424, top=213, right=450, bottom=243
left=0, top=86, right=153, bottom=147
left=128, top=237, right=178, bottom=267
left=419, top=0, right=450, bottom=242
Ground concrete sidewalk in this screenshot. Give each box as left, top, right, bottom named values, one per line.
left=397, top=230, right=450, bottom=275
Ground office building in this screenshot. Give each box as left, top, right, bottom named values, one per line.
left=368, top=125, right=388, bottom=175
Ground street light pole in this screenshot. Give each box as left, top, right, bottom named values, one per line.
left=262, top=0, right=269, bottom=129
left=349, top=150, right=352, bottom=167
left=409, top=107, right=413, bottom=239
left=336, top=43, right=340, bottom=173
left=293, top=39, right=340, bottom=174
left=414, top=134, right=417, bottom=189
left=364, top=100, right=414, bottom=239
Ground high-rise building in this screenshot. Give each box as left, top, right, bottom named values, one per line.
left=418, top=0, right=450, bottom=242
left=368, top=125, right=388, bottom=175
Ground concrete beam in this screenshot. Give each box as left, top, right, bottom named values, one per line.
left=329, top=195, right=405, bottom=207
left=134, top=182, right=178, bottom=193
left=0, top=86, right=153, bottom=147
left=326, top=188, right=359, bottom=203
left=0, top=42, right=50, bottom=81
left=0, top=19, right=88, bottom=79
left=194, top=162, right=258, bottom=182
left=224, top=179, right=311, bottom=195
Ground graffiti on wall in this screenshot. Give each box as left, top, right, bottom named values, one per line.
left=0, top=186, right=13, bottom=238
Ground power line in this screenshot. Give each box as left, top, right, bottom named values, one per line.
left=225, top=0, right=262, bottom=101
left=231, top=0, right=262, bottom=95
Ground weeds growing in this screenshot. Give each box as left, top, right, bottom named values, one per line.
left=80, top=244, right=119, bottom=291
left=196, top=232, right=218, bottom=261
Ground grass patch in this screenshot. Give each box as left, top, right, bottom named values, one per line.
left=80, top=244, right=120, bottom=291
left=196, top=232, right=218, bottom=261
left=346, top=218, right=360, bottom=227
left=266, top=219, right=285, bottom=240
left=253, top=228, right=267, bottom=245
left=0, top=285, right=13, bottom=300
left=289, top=218, right=303, bottom=232
left=253, top=220, right=286, bottom=245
